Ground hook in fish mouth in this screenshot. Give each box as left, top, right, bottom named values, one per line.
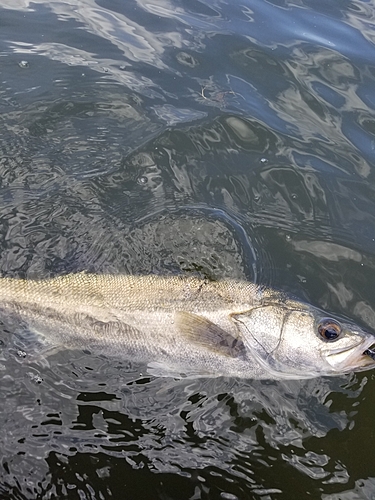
left=364, top=348, right=375, bottom=360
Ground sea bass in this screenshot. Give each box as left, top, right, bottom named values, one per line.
left=0, top=272, right=374, bottom=379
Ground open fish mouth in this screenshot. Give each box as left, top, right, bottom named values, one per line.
left=351, top=337, right=375, bottom=369
left=326, top=336, right=375, bottom=371
left=363, top=347, right=375, bottom=361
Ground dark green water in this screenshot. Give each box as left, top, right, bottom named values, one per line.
left=1, top=0, right=375, bottom=498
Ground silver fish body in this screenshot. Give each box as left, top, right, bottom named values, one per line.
left=0, top=273, right=374, bottom=379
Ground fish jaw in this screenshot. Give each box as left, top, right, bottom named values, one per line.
left=324, top=335, right=375, bottom=373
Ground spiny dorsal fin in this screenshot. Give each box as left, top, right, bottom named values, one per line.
left=176, top=311, right=246, bottom=358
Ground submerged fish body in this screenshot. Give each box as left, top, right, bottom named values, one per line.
left=0, top=272, right=374, bottom=379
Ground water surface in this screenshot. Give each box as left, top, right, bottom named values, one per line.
left=1, top=0, right=375, bottom=498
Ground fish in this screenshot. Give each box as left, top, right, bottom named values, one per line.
left=0, top=272, right=374, bottom=379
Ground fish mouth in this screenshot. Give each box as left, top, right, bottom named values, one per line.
left=360, top=337, right=375, bottom=367
left=326, top=336, right=375, bottom=372
left=363, top=345, right=375, bottom=361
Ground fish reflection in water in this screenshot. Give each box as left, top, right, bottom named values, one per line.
left=0, top=272, right=374, bottom=379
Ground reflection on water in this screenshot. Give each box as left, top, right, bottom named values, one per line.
left=0, top=348, right=369, bottom=498
left=1, top=0, right=375, bottom=498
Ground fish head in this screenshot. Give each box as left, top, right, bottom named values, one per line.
left=232, top=299, right=375, bottom=379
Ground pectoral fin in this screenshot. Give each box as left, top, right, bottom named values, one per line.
left=176, top=311, right=246, bottom=358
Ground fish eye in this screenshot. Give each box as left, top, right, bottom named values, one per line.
left=318, top=318, right=342, bottom=342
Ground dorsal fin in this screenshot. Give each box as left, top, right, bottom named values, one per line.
left=175, top=311, right=246, bottom=358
